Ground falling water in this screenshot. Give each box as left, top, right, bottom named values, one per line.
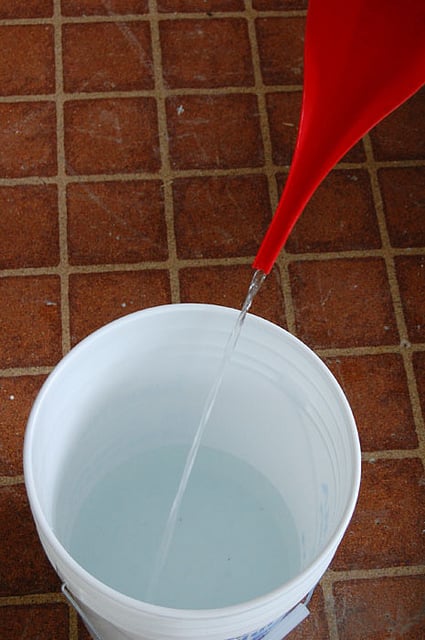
left=147, top=269, right=266, bottom=600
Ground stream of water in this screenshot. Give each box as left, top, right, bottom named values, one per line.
left=146, top=269, right=267, bottom=599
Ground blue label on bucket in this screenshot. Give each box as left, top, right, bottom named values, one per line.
left=227, top=604, right=310, bottom=640
left=228, top=613, right=285, bottom=640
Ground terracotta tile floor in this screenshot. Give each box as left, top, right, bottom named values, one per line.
left=0, top=2, right=424, bottom=639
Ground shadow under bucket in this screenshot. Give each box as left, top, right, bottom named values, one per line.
left=24, top=304, right=361, bottom=640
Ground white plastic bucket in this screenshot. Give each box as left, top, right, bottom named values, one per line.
left=24, top=304, right=361, bottom=640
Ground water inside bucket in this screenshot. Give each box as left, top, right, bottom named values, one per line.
left=54, top=444, right=300, bottom=609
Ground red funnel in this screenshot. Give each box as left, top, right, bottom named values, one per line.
left=253, top=0, right=425, bottom=274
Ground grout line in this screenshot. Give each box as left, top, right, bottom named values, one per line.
left=0, top=94, right=57, bottom=103
left=328, top=565, right=425, bottom=582
left=245, top=0, right=281, bottom=208
left=0, top=160, right=423, bottom=187
left=0, top=258, right=244, bottom=279
left=361, top=449, right=424, bottom=462
left=0, top=475, right=24, bottom=486
left=63, top=85, right=304, bottom=99
left=0, top=166, right=270, bottom=186
left=401, top=352, right=425, bottom=458
left=69, top=605, right=79, bottom=640
left=1, top=248, right=425, bottom=282
left=0, top=84, right=304, bottom=104
left=320, top=573, right=339, bottom=640
left=276, top=252, right=297, bottom=334
left=363, top=134, right=425, bottom=459
left=281, top=247, right=425, bottom=261
left=373, top=158, right=425, bottom=169
left=316, top=343, right=425, bottom=358
left=62, top=166, right=270, bottom=180
left=0, top=366, right=53, bottom=377
left=317, top=344, right=412, bottom=356
left=244, top=0, right=296, bottom=333
left=1, top=252, right=425, bottom=286
left=0, top=18, right=54, bottom=26
left=363, top=135, right=408, bottom=342
left=149, top=0, right=180, bottom=303
left=0, top=248, right=425, bottom=280
left=0, top=593, right=66, bottom=607
left=0, top=10, right=308, bottom=28
left=53, top=0, right=71, bottom=355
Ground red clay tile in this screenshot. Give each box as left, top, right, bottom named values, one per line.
left=64, top=98, right=160, bottom=175
left=369, top=88, right=425, bottom=161
left=266, top=91, right=302, bottom=165
left=0, top=0, right=53, bottom=18
left=67, top=180, right=168, bottom=265
left=325, top=354, right=418, bottom=451
left=0, top=376, right=45, bottom=475
left=61, top=0, right=148, bottom=15
left=158, top=0, right=244, bottom=11
left=62, top=22, right=154, bottom=94
left=0, top=185, right=59, bottom=269
left=333, top=458, right=425, bottom=570
left=166, top=94, right=264, bottom=170
left=0, top=26, right=54, bottom=97
left=160, top=18, right=254, bottom=89
left=69, top=270, right=171, bottom=345
left=342, top=139, right=366, bottom=163
left=0, top=276, right=62, bottom=368
left=289, top=585, right=329, bottom=639
left=284, top=169, right=381, bottom=253
left=289, top=258, right=398, bottom=349
left=253, top=0, right=307, bottom=8
left=378, top=167, right=425, bottom=248
left=0, top=102, right=57, bottom=178
left=256, top=17, right=305, bottom=85
left=0, top=484, right=61, bottom=594
left=173, top=174, right=271, bottom=259
left=413, top=352, right=425, bottom=420
left=78, top=618, right=92, bottom=640
left=333, top=575, right=425, bottom=640
left=179, top=264, right=286, bottom=327
left=395, top=255, right=425, bottom=343
left=0, top=603, right=69, bottom=640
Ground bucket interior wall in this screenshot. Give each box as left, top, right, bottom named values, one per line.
left=29, top=306, right=357, bottom=576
